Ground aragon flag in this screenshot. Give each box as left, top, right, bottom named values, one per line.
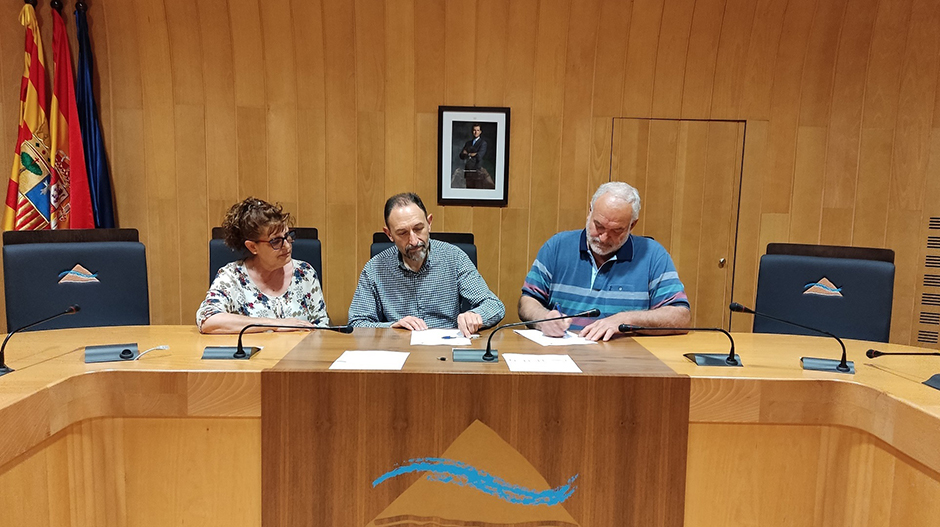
left=50, top=7, right=94, bottom=229
left=3, top=4, right=52, bottom=231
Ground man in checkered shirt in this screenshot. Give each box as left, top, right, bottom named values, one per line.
left=348, top=193, right=505, bottom=337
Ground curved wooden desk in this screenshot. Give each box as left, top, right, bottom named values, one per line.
left=0, top=327, right=937, bottom=526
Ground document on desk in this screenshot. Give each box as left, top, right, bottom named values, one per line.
left=513, top=329, right=597, bottom=346
left=502, top=353, right=583, bottom=373
left=329, top=350, right=410, bottom=370
left=410, top=328, right=476, bottom=346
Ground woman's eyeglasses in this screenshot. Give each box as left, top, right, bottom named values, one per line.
left=253, top=230, right=296, bottom=250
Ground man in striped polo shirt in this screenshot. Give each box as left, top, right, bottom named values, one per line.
left=519, top=182, right=690, bottom=341
left=349, top=193, right=505, bottom=337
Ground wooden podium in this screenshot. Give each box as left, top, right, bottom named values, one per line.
left=261, top=329, right=690, bottom=526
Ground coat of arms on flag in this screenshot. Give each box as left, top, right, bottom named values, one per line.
left=4, top=4, right=53, bottom=231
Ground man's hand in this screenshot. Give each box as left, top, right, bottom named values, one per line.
left=391, top=316, right=428, bottom=331
left=537, top=310, right=571, bottom=338
left=457, top=311, right=483, bottom=337
left=578, top=314, right=625, bottom=342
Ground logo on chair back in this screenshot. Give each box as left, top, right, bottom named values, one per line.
left=804, top=277, right=841, bottom=297
left=58, top=264, right=99, bottom=283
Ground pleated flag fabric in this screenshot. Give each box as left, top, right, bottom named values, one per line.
left=50, top=7, right=95, bottom=229
left=75, top=4, right=115, bottom=228
left=4, top=4, right=53, bottom=231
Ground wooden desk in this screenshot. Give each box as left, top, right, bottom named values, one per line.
left=262, top=329, right=689, bottom=526
left=0, top=327, right=938, bottom=526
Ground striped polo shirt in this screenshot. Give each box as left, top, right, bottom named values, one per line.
left=521, top=230, right=690, bottom=330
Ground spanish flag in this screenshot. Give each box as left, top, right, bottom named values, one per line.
left=50, top=7, right=94, bottom=229
left=4, top=4, right=52, bottom=231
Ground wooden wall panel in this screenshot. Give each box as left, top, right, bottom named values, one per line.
left=1, top=0, right=939, bottom=344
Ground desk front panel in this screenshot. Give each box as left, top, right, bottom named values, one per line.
left=261, top=329, right=690, bottom=527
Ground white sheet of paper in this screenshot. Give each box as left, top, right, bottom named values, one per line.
left=329, top=350, right=410, bottom=370
left=410, top=328, right=474, bottom=346
left=502, top=353, right=583, bottom=373
left=512, top=329, right=597, bottom=346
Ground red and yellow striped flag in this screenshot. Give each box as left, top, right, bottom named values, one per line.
left=50, top=8, right=94, bottom=229
left=4, top=4, right=52, bottom=231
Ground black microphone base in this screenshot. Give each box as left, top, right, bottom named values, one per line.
left=0, top=365, right=13, bottom=377
left=684, top=353, right=743, bottom=367
left=84, top=343, right=139, bottom=363
left=801, top=357, right=855, bottom=374
left=923, top=374, right=940, bottom=391
left=202, top=346, right=261, bottom=360
left=453, top=348, right=499, bottom=363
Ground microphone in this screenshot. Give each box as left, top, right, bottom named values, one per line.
left=729, top=302, right=853, bottom=374
left=618, top=324, right=740, bottom=367
left=864, top=348, right=940, bottom=392
left=454, top=308, right=601, bottom=363
left=234, top=323, right=354, bottom=359
left=0, top=305, right=81, bottom=377
left=866, top=349, right=940, bottom=359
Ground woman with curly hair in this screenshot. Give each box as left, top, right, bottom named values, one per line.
left=196, top=197, right=329, bottom=333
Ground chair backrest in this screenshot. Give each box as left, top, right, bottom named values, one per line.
left=370, top=232, right=477, bottom=266
left=209, top=227, right=322, bottom=283
left=753, top=243, right=895, bottom=342
left=2, top=229, right=150, bottom=331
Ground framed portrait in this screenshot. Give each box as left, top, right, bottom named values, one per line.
left=437, top=106, right=510, bottom=206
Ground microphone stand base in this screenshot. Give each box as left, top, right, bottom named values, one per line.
left=0, top=365, right=13, bottom=377
left=684, top=353, right=743, bottom=367
left=85, top=343, right=139, bottom=363
left=923, top=374, right=940, bottom=391
left=801, top=357, right=855, bottom=374
left=453, top=348, right=499, bottom=363
left=202, top=346, right=261, bottom=360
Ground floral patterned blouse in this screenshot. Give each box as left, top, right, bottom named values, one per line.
left=196, top=259, right=329, bottom=330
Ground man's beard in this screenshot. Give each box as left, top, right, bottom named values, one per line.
left=403, top=241, right=428, bottom=262
left=587, top=236, right=619, bottom=257
left=586, top=221, right=627, bottom=257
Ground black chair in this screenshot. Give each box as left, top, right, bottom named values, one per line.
left=2, top=229, right=150, bottom=331
left=370, top=232, right=477, bottom=266
left=209, top=227, right=322, bottom=283
left=752, top=243, right=895, bottom=342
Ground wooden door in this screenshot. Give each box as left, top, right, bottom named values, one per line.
left=611, top=119, right=744, bottom=328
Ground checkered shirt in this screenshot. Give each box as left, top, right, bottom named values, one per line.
left=348, top=239, right=505, bottom=329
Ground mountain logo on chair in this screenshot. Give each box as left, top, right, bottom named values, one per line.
left=803, top=277, right=842, bottom=297
left=58, top=264, right=99, bottom=283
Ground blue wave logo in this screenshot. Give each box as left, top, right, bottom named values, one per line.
left=373, top=457, right=578, bottom=506
left=58, top=270, right=98, bottom=280
left=804, top=282, right=840, bottom=293
left=803, top=277, right=843, bottom=297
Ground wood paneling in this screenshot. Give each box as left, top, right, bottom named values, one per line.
left=1, top=0, right=940, bottom=344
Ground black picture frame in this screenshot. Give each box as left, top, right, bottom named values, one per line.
left=437, top=106, right=510, bottom=206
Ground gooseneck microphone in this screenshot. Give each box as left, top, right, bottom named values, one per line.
left=0, top=304, right=81, bottom=377
left=454, top=309, right=601, bottom=363
left=866, top=349, right=940, bottom=359
left=619, top=324, right=740, bottom=367
left=235, top=323, right=353, bottom=359
left=730, top=302, right=853, bottom=374
left=864, top=348, right=940, bottom=392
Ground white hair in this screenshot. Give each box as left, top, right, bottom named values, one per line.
left=590, top=181, right=641, bottom=221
